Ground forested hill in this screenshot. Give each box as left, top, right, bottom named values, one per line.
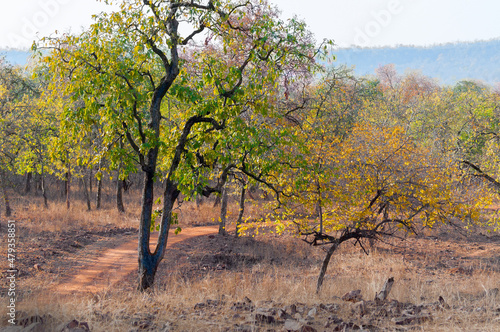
left=2, top=39, right=500, bottom=85
left=333, top=39, right=500, bottom=86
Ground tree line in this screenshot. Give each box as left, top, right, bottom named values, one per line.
left=0, top=0, right=499, bottom=291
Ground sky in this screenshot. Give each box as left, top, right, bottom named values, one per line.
left=1, top=0, right=500, bottom=49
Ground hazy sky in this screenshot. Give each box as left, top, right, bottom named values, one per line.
left=1, top=0, right=499, bottom=49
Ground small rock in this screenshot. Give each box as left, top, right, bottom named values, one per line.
left=320, top=303, right=339, bottom=313
left=342, top=290, right=363, bottom=302
left=438, top=296, right=450, bottom=310
left=254, top=313, right=275, bottom=325
left=277, top=309, right=291, bottom=320
left=284, top=319, right=302, bottom=331
left=307, top=307, right=317, bottom=318
left=286, top=304, right=297, bottom=315
left=194, top=302, right=205, bottom=310
left=58, top=320, right=90, bottom=332
left=326, top=316, right=343, bottom=327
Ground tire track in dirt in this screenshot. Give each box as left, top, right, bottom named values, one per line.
left=53, top=226, right=218, bottom=295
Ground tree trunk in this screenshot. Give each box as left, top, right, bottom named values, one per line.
left=116, top=172, right=125, bottom=213
left=213, top=192, right=222, bottom=207
left=316, top=243, right=338, bottom=293
left=196, top=194, right=202, bottom=209
left=65, top=171, right=71, bottom=210
left=236, top=184, right=246, bottom=237
left=375, top=277, right=395, bottom=303
left=137, top=171, right=180, bottom=291
left=41, top=172, right=48, bottom=209
left=0, top=171, right=12, bottom=217
left=317, top=201, right=323, bottom=234
left=89, top=168, right=93, bottom=197
left=316, top=181, right=323, bottom=234
left=82, top=177, right=91, bottom=211
left=96, top=177, right=102, bottom=210
left=219, top=185, right=228, bottom=236
left=116, top=140, right=125, bottom=213
left=40, top=164, right=48, bottom=208
left=25, top=172, right=32, bottom=194
left=138, top=171, right=156, bottom=291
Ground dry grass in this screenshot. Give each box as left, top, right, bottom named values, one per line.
left=2, top=192, right=499, bottom=331
left=6, top=189, right=270, bottom=233
left=9, top=231, right=500, bottom=331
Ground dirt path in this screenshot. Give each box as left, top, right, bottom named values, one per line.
left=53, top=225, right=218, bottom=295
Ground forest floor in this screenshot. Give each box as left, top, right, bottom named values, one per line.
left=0, top=201, right=500, bottom=331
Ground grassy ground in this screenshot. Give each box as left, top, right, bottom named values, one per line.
left=1, top=193, right=499, bottom=331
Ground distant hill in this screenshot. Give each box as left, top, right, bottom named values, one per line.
left=2, top=39, right=500, bottom=86
left=333, top=39, right=500, bottom=86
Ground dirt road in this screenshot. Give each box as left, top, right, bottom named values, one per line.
left=54, top=225, right=218, bottom=295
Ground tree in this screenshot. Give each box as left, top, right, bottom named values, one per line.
left=308, top=122, right=492, bottom=292
left=38, top=0, right=323, bottom=290
left=451, top=82, right=500, bottom=193
left=0, top=59, right=49, bottom=214
left=240, top=67, right=495, bottom=292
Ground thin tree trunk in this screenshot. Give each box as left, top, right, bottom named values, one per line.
left=96, top=160, right=103, bottom=210
left=236, top=184, right=246, bottom=237
left=317, top=201, right=324, bottom=234
left=116, top=139, right=125, bottom=213
left=25, top=172, right=32, bottom=194
left=213, top=192, right=222, bottom=207
left=89, top=168, right=93, bottom=197
left=82, top=177, right=91, bottom=211
left=116, top=171, right=125, bottom=213
left=0, top=171, right=12, bottom=217
left=317, top=243, right=338, bottom=293
left=65, top=170, right=71, bottom=210
left=316, top=180, right=323, bottom=234
left=96, top=177, right=102, bottom=210
left=41, top=164, right=48, bottom=209
left=219, top=185, right=228, bottom=236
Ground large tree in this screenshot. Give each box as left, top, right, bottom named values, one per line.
left=37, top=0, right=323, bottom=290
